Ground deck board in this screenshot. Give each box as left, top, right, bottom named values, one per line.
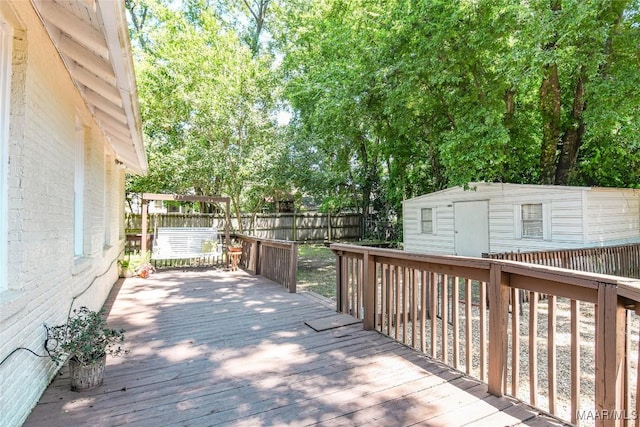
left=24, top=269, right=568, bottom=426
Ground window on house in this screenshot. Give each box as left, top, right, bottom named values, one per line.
left=0, top=18, right=12, bottom=292
left=421, top=208, right=434, bottom=234
left=521, top=203, right=543, bottom=238
left=104, top=154, right=111, bottom=246
left=74, top=122, right=85, bottom=257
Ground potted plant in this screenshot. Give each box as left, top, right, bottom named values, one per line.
left=47, top=306, right=126, bottom=391
left=118, top=258, right=133, bottom=278
left=133, top=251, right=154, bottom=278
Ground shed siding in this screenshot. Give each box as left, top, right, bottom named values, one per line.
left=585, top=189, right=640, bottom=245
left=404, top=183, right=640, bottom=256
left=0, top=4, right=126, bottom=426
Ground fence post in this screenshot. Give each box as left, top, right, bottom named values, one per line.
left=292, top=210, right=297, bottom=241
left=362, top=249, right=375, bottom=330
left=488, top=262, right=510, bottom=396
left=595, top=282, right=625, bottom=427
left=141, top=200, right=148, bottom=253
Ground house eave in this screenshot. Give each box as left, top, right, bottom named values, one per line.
left=30, top=0, right=147, bottom=175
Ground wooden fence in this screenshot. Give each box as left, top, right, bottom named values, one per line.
left=126, top=212, right=361, bottom=242
left=485, top=243, right=640, bottom=279
left=332, top=243, right=640, bottom=426
left=236, top=235, right=297, bottom=293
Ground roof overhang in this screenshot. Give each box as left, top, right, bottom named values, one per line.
left=31, top=0, right=147, bottom=175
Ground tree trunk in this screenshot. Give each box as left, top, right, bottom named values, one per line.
left=358, top=135, right=378, bottom=227
left=243, top=0, right=270, bottom=56
left=555, top=68, right=586, bottom=185
left=539, top=67, right=562, bottom=185
left=502, top=87, right=516, bottom=180
left=231, top=195, right=244, bottom=234
left=538, top=0, right=562, bottom=185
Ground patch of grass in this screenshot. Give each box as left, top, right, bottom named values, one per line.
left=297, top=244, right=336, bottom=300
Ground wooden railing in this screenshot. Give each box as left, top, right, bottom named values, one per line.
left=238, top=235, right=298, bottom=293
left=486, top=243, right=640, bottom=279
left=332, top=243, right=640, bottom=426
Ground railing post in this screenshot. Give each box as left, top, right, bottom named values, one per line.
left=488, top=262, right=510, bottom=396
left=362, top=250, right=375, bottom=330
left=255, top=241, right=262, bottom=275
left=288, top=242, right=297, bottom=293
left=335, top=251, right=347, bottom=314
left=335, top=250, right=341, bottom=313
left=250, top=239, right=259, bottom=273
left=595, top=282, right=625, bottom=427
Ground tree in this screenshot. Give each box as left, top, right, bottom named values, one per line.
left=127, top=1, right=288, bottom=230
left=127, top=0, right=640, bottom=242
left=277, top=0, right=640, bottom=235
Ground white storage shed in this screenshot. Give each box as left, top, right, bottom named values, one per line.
left=402, top=183, right=640, bottom=257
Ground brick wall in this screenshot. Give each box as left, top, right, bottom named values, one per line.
left=0, top=3, right=126, bottom=426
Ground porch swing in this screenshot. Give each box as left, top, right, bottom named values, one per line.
left=140, top=193, right=231, bottom=263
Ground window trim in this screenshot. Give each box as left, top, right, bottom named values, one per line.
left=515, top=202, right=550, bottom=240
left=74, top=121, right=85, bottom=257
left=103, top=154, right=111, bottom=247
left=420, top=207, right=436, bottom=234
left=0, top=18, right=12, bottom=292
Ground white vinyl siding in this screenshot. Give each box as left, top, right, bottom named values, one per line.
left=0, top=18, right=11, bottom=292
left=585, top=190, right=640, bottom=244
left=403, top=183, right=640, bottom=256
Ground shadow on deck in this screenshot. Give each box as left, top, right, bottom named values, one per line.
left=24, top=269, right=567, bottom=426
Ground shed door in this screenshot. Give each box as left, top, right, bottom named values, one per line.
left=454, top=201, right=489, bottom=257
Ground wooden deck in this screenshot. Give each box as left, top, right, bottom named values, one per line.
left=24, top=269, right=567, bottom=427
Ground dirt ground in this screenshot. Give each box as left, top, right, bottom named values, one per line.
left=296, top=244, right=336, bottom=299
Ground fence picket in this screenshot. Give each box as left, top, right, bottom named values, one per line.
left=126, top=212, right=362, bottom=243
left=486, top=243, right=640, bottom=279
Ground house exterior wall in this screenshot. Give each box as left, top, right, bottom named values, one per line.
left=403, top=183, right=640, bottom=256
left=0, top=3, right=126, bottom=426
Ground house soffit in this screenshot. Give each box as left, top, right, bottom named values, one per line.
left=31, top=0, right=147, bottom=175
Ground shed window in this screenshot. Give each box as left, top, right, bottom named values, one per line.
left=521, top=204, right=543, bottom=238
left=421, top=208, right=434, bottom=234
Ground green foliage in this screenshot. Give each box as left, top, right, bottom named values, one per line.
left=127, top=0, right=640, bottom=240
left=126, top=1, right=290, bottom=230
left=47, top=307, right=126, bottom=366
left=275, top=0, right=640, bottom=234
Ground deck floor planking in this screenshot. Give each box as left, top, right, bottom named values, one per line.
left=24, top=269, right=569, bottom=427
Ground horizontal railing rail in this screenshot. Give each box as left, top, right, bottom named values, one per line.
left=331, top=243, right=640, bottom=427
left=238, top=235, right=297, bottom=293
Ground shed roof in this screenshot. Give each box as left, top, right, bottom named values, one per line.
left=32, top=0, right=147, bottom=175
left=404, top=182, right=638, bottom=204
